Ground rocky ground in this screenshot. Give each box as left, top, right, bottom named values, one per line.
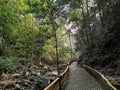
left=0, top=64, right=66, bottom=90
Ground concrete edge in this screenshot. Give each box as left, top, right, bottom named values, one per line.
left=82, top=64, right=117, bottom=90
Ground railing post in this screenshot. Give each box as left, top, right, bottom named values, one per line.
left=52, top=21, right=61, bottom=90
left=59, top=76, right=62, bottom=90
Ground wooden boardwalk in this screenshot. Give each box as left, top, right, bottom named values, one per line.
left=64, top=62, right=104, bottom=90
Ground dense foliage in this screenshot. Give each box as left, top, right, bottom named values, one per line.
left=0, top=0, right=120, bottom=77
left=74, top=0, right=120, bottom=69
left=0, top=0, right=71, bottom=73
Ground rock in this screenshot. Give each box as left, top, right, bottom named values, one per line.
left=34, top=79, right=48, bottom=90
left=22, top=79, right=30, bottom=83
left=48, top=66, right=55, bottom=71
left=12, top=73, right=21, bottom=78
left=45, top=72, right=53, bottom=76
left=37, top=72, right=41, bottom=76
left=4, top=83, right=14, bottom=89
left=23, top=82, right=29, bottom=87
left=31, top=71, right=37, bottom=76
left=44, top=66, right=48, bottom=70
left=15, top=84, right=21, bottom=90
left=52, top=71, right=58, bottom=75
left=34, top=80, right=43, bottom=90
left=29, top=76, right=38, bottom=82
left=25, top=72, right=30, bottom=76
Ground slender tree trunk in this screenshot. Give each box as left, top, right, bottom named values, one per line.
left=96, top=0, right=104, bottom=27
left=81, top=4, right=89, bottom=45
left=85, top=0, right=93, bottom=45
left=81, top=2, right=91, bottom=60
left=96, top=0, right=106, bottom=37
left=68, top=32, right=73, bottom=59
left=24, top=14, right=28, bottom=62
left=32, top=14, right=34, bottom=32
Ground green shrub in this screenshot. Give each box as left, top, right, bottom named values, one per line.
left=0, top=56, right=17, bottom=72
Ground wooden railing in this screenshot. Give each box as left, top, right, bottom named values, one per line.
left=82, top=64, right=117, bottom=90
left=44, top=62, right=117, bottom=90
left=44, top=64, right=69, bottom=90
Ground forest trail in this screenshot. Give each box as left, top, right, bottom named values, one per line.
left=64, top=62, right=103, bottom=90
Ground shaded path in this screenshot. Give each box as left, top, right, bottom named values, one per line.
left=64, top=62, right=103, bottom=90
